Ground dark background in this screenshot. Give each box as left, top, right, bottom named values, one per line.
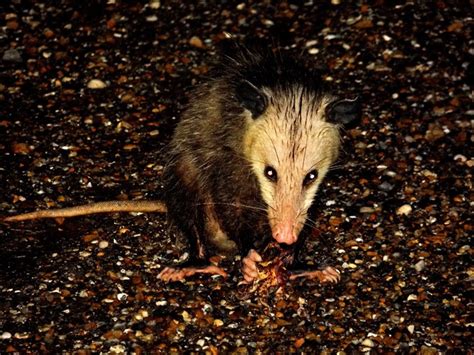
left=0, top=0, right=472, bottom=352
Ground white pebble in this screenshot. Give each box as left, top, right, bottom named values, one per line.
left=196, top=339, right=206, bottom=347
left=149, top=0, right=161, bottom=9
left=305, top=39, right=318, bottom=47
left=87, top=79, right=107, bottom=89
left=407, top=294, right=418, bottom=301
left=262, top=19, right=274, bottom=26
left=407, top=324, right=415, bottom=334
left=414, top=260, right=426, bottom=272
left=99, top=240, right=109, bottom=249
left=213, top=319, right=224, bottom=327
left=110, top=345, right=126, bottom=353
left=146, top=15, right=158, bottom=22
left=360, top=206, right=375, bottom=213
left=454, top=154, right=467, bottom=162
left=308, top=47, right=319, bottom=55
left=117, top=293, right=128, bottom=301
left=421, top=169, right=437, bottom=178
left=396, top=204, right=412, bottom=216
left=361, top=338, right=374, bottom=347
left=1, top=332, right=12, bottom=339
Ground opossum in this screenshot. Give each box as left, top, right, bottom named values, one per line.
left=4, top=41, right=360, bottom=284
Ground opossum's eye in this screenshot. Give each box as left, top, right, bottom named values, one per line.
left=235, top=80, right=267, bottom=118
left=326, top=97, right=361, bottom=126
left=264, top=166, right=278, bottom=182
left=303, top=170, right=318, bottom=187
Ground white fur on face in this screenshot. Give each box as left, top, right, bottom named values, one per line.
left=243, top=86, right=340, bottom=236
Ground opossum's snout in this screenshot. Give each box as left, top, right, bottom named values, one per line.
left=269, top=201, right=304, bottom=245
left=273, top=222, right=298, bottom=245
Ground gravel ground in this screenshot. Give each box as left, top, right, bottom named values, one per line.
left=0, top=1, right=472, bottom=352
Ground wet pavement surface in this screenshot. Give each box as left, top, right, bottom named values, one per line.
left=0, top=1, right=472, bottom=352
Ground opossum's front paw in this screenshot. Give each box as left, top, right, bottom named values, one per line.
left=241, top=249, right=263, bottom=283
left=289, top=266, right=341, bottom=283
left=158, top=265, right=227, bottom=282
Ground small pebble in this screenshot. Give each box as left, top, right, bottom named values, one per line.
left=110, top=345, right=126, bottom=353
left=333, top=326, right=345, bottom=334
left=422, top=169, right=437, bottom=178
left=2, top=48, right=22, bottom=63
left=182, top=310, right=191, bottom=322
left=1, top=332, right=12, bottom=340
left=361, top=338, right=374, bottom=347
left=396, top=204, right=412, bottom=216
left=99, top=240, right=109, bottom=249
left=414, top=260, right=426, bottom=272
left=87, top=79, right=107, bottom=89
left=189, top=36, right=204, bottom=48
left=407, top=325, right=415, bottom=334
left=149, top=0, right=161, bottom=9
left=454, top=154, right=467, bottom=162
left=146, top=15, right=158, bottom=22
left=360, top=206, right=375, bottom=213
left=117, top=293, right=128, bottom=301
left=378, top=181, right=394, bottom=192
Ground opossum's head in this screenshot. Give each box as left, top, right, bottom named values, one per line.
left=238, top=80, right=360, bottom=245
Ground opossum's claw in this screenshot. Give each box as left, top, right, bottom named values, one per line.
left=241, top=249, right=262, bottom=284
left=158, top=265, right=227, bottom=283
left=289, top=266, right=341, bottom=283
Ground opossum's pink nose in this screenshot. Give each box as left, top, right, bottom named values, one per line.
left=274, top=223, right=297, bottom=245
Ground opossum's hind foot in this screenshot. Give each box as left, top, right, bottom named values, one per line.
left=289, top=266, right=341, bottom=283
left=158, top=264, right=228, bottom=283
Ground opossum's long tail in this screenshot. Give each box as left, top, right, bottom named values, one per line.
left=3, top=200, right=167, bottom=222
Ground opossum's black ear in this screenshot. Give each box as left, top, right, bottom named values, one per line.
left=235, top=80, right=268, bottom=118
left=326, top=97, right=361, bottom=126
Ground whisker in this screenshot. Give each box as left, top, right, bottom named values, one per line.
left=195, top=202, right=268, bottom=214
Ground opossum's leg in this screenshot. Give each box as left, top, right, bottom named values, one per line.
left=159, top=259, right=228, bottom=282
left=203, top=198, right=237, bottom=254
left=158, top=224, right=228, bottom=282
left=289, top=267, right=340, bottom=283
left=159, top=198, right=228, bottom=283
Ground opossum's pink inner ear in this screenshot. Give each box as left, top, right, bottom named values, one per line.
left=326, top=97, right=361, bottom=126
left=235, top=80, right=268, bottom=118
